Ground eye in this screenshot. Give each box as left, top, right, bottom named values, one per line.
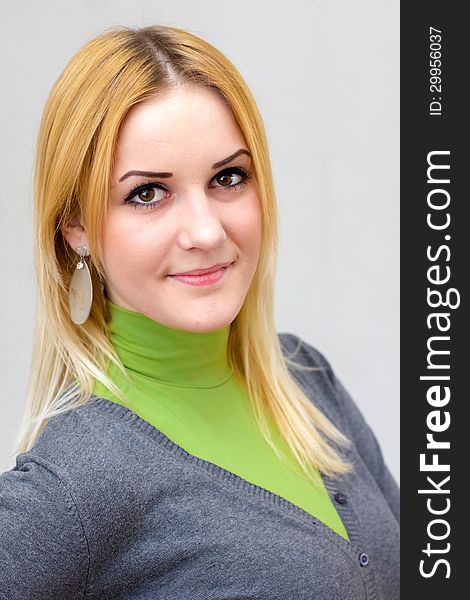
left=123, top=183, right=170, bottom=210
left=209, top=167, right=251, bottom=191
left=122, top=167, right=252, bottom=211
left=136, top=188, right=158, bottom=203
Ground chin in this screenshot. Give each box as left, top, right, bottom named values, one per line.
left=181, top=317, right=232, bottom=333
left=174, top=307, right=238, bottom=333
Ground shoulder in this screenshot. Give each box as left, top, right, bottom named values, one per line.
left=277, top=332, right=346, bottom=428
left=10, top=400, right=150, bottom=537
left=21, top=399, right=118, bottom=487
left=278, top=330, right=374, bottom=441
left=22, top=398, right=149, bottom=498
left=0, top=453, right=89, bottom=597
left=0, top=399, right=154, bottom=595
left=0, top=397, right=140, bottom=596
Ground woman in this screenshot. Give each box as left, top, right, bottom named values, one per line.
left=0, top=25, right=399, bottom=599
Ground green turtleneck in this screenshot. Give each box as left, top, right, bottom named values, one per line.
left=92, top=299, right=349, bottom=541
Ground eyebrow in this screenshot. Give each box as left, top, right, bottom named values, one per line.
left=212, top=148, right=251, bottom=168
left=118, top=148, right=251, bottom=182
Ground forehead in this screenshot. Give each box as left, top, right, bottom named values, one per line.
left=114, top=86, right=246, bottom=166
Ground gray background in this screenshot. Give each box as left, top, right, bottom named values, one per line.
left=0, top=0, right=399, bottom=482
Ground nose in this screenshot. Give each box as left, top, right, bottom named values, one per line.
left=176, top=189, right=227, bottom=250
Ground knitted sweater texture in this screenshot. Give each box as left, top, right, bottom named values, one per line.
left=0, top=334, right=400, bottom=599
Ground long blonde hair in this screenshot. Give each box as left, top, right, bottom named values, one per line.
left=11, top=25, right=353, bottom=482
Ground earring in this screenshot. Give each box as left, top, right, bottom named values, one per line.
left=68, top=245, right=93, bottom=325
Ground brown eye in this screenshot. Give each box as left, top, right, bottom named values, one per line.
left=124, top=183, right=168, bottom=210
left=138, top=189, right=155, bottom=202
left=211, top=168, right=248, bottom=189
left=217, top=173, right=239, bottom=187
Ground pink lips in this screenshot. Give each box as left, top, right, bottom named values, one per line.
left=169, top=262, right=233, bottom=276
left=168, top=262, right=233, bottom=287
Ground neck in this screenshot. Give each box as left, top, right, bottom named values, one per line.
left=106, top=300, right=233, bottom=388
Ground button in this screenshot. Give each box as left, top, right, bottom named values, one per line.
left=359, top=552, right=369, bottom=567
left=334, top=492, right=348, bottom=505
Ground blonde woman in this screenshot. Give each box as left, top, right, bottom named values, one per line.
left=0, top=25, right=399, bottom=599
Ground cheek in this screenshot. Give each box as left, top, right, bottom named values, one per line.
left=232, top=194, right=262, bottom=257
left=99, top=213, right=170, bottom=276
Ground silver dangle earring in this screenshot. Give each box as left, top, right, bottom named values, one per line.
left=68, top=245, right=93, bottom=325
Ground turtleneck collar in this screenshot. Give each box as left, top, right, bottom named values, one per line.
left=106, top=299, right=233, bottom=388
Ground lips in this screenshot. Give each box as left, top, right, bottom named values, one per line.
left=168, top=261, right=233, bottom=276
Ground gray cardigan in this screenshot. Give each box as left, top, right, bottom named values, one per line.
left=0, top=334, right=400, bottom=599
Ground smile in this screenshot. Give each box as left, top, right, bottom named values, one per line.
left=167, top=264, right=232, bottom=287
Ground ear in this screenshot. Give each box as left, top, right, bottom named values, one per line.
left=61, top=215, right=89, bottom=254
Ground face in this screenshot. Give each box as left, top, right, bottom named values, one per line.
left=64, top=85, right=262, bottom=332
